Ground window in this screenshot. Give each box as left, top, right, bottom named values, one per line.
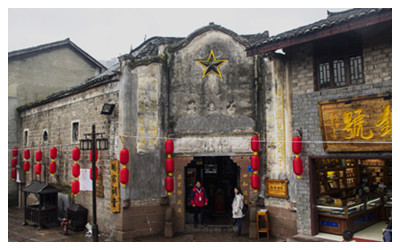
left=315, top=35, right=364, bottom=90
left=42, top=130, right=49, bottom=144
left=71, top=122, right=79, bottom=143
left=23, top=129, right=29, bottom=146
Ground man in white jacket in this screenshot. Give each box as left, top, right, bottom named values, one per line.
left=232, top=187, right=244, bottom=236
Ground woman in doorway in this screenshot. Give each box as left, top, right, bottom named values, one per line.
left=232, top=187, right=244, bottom=236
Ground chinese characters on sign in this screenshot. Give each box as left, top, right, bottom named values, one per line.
left=110, top=160, right=120, bottom=213
left=319, top=94, right=392, bottom=152
left=265, top=178, right=289, bottom=199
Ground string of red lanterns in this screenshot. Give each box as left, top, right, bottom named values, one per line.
left=250, top=136, right=260, bottom=192
left=24, top=149, right=30, bottom=173
left=71, top=147, right=81, bottom=196
left=165, top=139, right=174, bottom=195
left=292, top=136, right=303, bottom=179
left=49, top=147, right=57, bottom=176
left=120, top=148, right=129, bottom=187
left=35, top=150, right=43, bottom=177
left=11, top=147, right=18, bottom=181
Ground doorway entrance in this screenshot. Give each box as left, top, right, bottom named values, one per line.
left=185, top=156, right=240, bottom=225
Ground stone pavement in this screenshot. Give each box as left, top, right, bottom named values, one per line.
left=8, top=207, right=283, bottom=242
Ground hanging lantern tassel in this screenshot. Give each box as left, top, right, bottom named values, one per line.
left=165, top=176, right=174, bottom=195
left=293, top=156, right=303, bottom=179
left=71, top=180, right=80, bottom=197
left=251, top=174, right=260, bottom=193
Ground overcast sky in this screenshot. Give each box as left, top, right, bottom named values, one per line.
left=8, top=8, right=352, bottom=62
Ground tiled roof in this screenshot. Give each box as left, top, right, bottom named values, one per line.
left=247, top=8, right=392, bottom=54
left=17, top=63, right=120, bottom=112
left=9, top=38, right=107, bottom=71
left=130, top=36, right=184, bottom=59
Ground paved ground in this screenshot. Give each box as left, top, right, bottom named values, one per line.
left=8, top=207, right=283, bottom=242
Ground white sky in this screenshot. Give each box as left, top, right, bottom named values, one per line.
left=8, top=7, right=355, bottom=61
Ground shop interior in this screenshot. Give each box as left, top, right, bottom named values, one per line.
left=311, top=157, right=392, bottom=241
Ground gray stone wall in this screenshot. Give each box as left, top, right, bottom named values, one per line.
left=19, top=81, right=119, bottom=233
left=288, top=37, right=392, bottom=235
left=8, top=97, right=19, bottom=206
left=169, top=30, right=256, bottom=135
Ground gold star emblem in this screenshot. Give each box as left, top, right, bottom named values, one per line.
left=195, top=50, right=227, bottom=78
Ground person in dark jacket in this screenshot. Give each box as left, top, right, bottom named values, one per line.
left=383, top=217, right=392, bottom=242
left=190, top=181, right=208, bottom=227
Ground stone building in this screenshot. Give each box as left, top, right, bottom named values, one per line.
left=8, top=39, right=106, bottom=206
left=13, top=8, right=391, bottom=241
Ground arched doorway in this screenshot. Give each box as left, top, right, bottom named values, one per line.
left=184, top=156, right=240, bottom=225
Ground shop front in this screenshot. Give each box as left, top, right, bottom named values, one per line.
left=309, top=94, right=392, bottom=236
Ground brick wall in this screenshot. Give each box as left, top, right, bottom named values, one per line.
left=288, top=38, right=392, bottom=235
left=19, top=81, right=120, bottom=233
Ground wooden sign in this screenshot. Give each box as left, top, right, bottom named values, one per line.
left=265, top=178, right=289, bottom=199
left=95, top=174, right=104, bottom=197
left=110, top=160, right=120, bottom=213
left=318, top=93, right=392, bottom=152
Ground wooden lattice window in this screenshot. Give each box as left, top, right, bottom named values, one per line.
left=315, top=35, right=364, bottom=90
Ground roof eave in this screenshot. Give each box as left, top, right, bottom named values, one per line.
left=246, top=10, right=392, bottom=57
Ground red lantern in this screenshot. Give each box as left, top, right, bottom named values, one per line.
left=72, top=163, right=80, bottom=179
left=251, top=136, right=260, bottom=152
left=49, top=161, right=57, bottom=176
left=24, top=161, right=30, bottom=173
left=72, top=147, right=80, bottom=162
left=90, top=150, right=99, bottom=162
left=24, top=149, right=30, bottom=160
left=50, top=147, right=57, bottom=160
left=165, top=158, right=174, bottom=175
left=12, top=147, right=18, bottom=157
left=36, top=150, right=43, bottom=162
left=120, top=149, right=129, bottom=166
left=251, top=155, right=260, bottom=172
left=34, top=163, right=42, bottom=177
left=165, top=139, right=174, bottom=156
left=165, top=176, right=174, bottom=194
left=251, top=174, right=260, bottom=191
left=292, top=136, right=302, bottom=155
left=11, top=169, right=17, bottom=180
left=120, top=167, right=129, bottom=187
left=90, top=166, right=98, bottom=180
left=71, top=180, right=80, bottom=196
left=11, top=158, right=18, bottom=168
left=293, top=157, right=303, bottom=178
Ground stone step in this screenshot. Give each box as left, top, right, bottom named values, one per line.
left=185, top=224, right=235, bottom=233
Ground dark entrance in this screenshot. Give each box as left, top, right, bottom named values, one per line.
left=185, top=156, right=239, bottom=225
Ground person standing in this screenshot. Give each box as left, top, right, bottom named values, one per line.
left=190, top=181, right=208, bottom=228
left=232, top=187, right=245, bottom=236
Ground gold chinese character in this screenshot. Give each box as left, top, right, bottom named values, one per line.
left=243, top=174, right=248, bottom=178
left=376, top=105, right=392, bottom=137
left=329, top=113, right=339, bottom=139
left=243, top=190, right=248, bottom=196
left=342, top=108, right=373, bottom=140
left=178, top=208, right=182, bottom=213
left=177, top=200, right=182, bottom=205
left=242, top=182, right=248, bottom=187
left=177, top=182, right=182, bottom=188
left=177, top=190, right=182, bottom=196
left=177, top=174, right=182, bottom=180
